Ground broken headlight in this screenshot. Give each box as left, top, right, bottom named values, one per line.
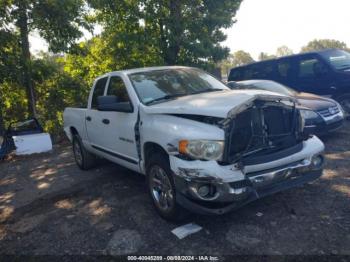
left=179, top=140, right=224, bottom=161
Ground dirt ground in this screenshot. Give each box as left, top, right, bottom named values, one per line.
left=0, top=122, right=349, bottom=258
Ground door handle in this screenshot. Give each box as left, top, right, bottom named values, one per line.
left=102, top=119, right=110, bottom=125
left=86, top=116, right=92, bottom=121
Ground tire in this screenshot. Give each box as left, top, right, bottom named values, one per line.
left=337, top=94, right=350, bottom=117
left=72, top=134, right=96, bottom=170
left=146, top=152, right=186, bottom=221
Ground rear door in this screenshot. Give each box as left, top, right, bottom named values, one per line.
left=293, top=54, right=334, bottom=95
left=276, top=57, right=297, bottom=88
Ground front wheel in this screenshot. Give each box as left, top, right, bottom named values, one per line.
left=146, top=153, right=186, bottom=221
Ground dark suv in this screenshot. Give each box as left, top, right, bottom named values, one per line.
left=228, top=49, right=350, bottom=114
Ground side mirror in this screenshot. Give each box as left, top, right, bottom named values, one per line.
left=97, top=95, right=133, bottom=113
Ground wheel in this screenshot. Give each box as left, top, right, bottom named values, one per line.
left=146, top=153, right=186, bottom=221
left=337, top=94, right=350, bottom=117
left=72, top=135, right=96, bottom=170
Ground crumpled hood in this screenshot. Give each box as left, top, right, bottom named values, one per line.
left=142, top=89, right=290, bottom=118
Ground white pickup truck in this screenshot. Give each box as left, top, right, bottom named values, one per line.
left=64, top=66, right=325, bottom=220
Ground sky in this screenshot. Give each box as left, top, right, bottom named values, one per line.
left=30, top=0, right=350, bottom=59
left=223, top=0, right=350, bottom=59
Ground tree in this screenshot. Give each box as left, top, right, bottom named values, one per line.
left=0, top=0, right=89, bottom=117
left=276, top=45, right=293, bottom=57
left=89, top=0, right=243, bottom=68
left=0, top=29, right=22, bottom=134
left=301, top=39, right=350, bottom=53
left=219, top=50, right=254, bottom=76
left=258, top=52, right=276, bottom=61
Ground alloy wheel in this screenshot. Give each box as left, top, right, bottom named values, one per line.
left=149, top=165, right=175, bottom=212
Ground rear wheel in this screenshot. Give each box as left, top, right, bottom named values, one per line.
left=146, top=153, right=186, bottom=221
left=72, top=135, right=96, bottom=170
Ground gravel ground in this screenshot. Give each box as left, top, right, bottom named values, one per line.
left=0, top=122, right=349, bottom=258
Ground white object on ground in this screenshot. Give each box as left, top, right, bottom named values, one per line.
left=171, top=223, right=202, bottom=239
left=13, top=133, right=52, bottom=155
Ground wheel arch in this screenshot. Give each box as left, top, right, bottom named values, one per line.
left=143, top=142, right=169, bottom=170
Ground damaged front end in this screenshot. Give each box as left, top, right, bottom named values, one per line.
left=222, top=96, right=305, bottom=165
left=169, top=96, right=325, bottom=215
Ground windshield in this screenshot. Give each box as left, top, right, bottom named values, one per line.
left=320, top=49, right=350, bottom=71
left=128, top=68, right=228, bottom=105
left=237, top=81, right=297, bottom=96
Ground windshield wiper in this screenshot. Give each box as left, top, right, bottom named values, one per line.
left=145, top=93, right=187, bottom=105
left=190, top=88, right=225, bottom=95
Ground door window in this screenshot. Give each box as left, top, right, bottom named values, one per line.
left=107, top=76, right=131, bottom=102
left=91, top=77, right=108, bottom=109
left=277, top=60, right=292, bottom=78
left=229, top=68, right=243, bottom=81
left=297, top=57, right=329, bottom=78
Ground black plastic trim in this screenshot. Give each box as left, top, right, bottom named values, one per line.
left=242, top=142, right=303, bottom=166
left=92, top=145, right=138, bottom=164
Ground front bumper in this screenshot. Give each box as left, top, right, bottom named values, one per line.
left=305, top=112, right=344, bottom=136
left=170, top=137, right=325, bottom=215
left=175, top=166, right=322, bottom=215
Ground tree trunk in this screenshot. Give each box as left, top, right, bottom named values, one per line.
left=17, top=1, right=37, bottom=118
left=0, top=105, right=4, bottom=136
left=163, top=0, right=182, bottom=65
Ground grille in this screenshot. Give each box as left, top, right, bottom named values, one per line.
left=318, top=106, right=340, bottom=118
left=229, top=180, right=252, bottom=189
left=224, top=102, right=298, bottom=163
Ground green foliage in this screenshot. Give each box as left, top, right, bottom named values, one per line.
left=0, top=0, right=89, bottom=117
left=0, top=29, right=22, bottom=133
left=1, top=0, right=89, bottom=52
left=89, top=0, right=243, bottom=68
left=276, top=46, right=293, bottom=57
left=301, top=39, right=350, bottom=53
left=219, top=50, right=254, bottom=76
left=0, top=1, right=243, bottom=139
left=32, top=56, right=88, bottom=139
left=258, top=52, right=277, bottom=61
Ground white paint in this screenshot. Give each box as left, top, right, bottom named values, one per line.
left=13, top=133, right=52, bottom=155
left=171, top=223, right=202, bottom=239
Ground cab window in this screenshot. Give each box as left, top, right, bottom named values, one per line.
left=297, top=57, right=329, bottom=78
left=107, top=76, right=131, bottom=102
left=277, top=60, right=292, bottom=78
left=91, top=77, right=108, bottom=109
left=229, top=68, right=243, bottom=81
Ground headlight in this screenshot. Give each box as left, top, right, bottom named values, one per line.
left=300, top=109, right=319, bottom=119
left=335, top=102, right=345, bottom=115
left=179, top=140, right=224, bottom=161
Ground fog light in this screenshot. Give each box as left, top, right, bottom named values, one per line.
left=312, top=155, right=324, bottom=168
left=198, top=185, right=210, bottom=197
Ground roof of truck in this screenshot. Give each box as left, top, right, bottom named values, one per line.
left=230, top=48, right=341, bottom=70
left=115, top=66, right=193, bottom=75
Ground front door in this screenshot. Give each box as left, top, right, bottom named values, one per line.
left=294, top=54, right=334, bottom=95
left=85, top=76, right=109, bottom=147
left=96, top=75, right=139, bottom=169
